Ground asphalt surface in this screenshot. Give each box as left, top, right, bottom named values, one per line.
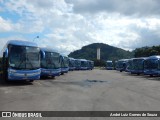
left=0, top=69, right=160, bottom=120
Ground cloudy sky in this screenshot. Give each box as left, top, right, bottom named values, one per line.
left=0, top=0, right=160, bottom=55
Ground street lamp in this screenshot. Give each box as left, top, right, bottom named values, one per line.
left=33, top=36, right=39, bottom=42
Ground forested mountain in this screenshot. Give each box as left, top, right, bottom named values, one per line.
left=134, top=46, right=160, bottom=57
left=68, top=43, right=134, bottom=61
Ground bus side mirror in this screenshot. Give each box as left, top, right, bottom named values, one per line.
left=41, top=51, right=45, bottom=59
left=4, top=49, right=8, bottom=58
left=59, top=57, right=61, bottom=63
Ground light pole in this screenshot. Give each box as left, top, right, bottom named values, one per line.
left=33, top=36, right=39, bottom=42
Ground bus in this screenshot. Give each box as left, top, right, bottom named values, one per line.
left=74, top=59, right=81, bottom=70
left=87, top=60, right=94, bottom=70
left=0, top=40, right=41, bottom=82
left=144, top=55, right=160, bottom=77
left=131, top=57, right=147, bottom=75
left=125, top=59, right=133, bottom=72
left=68, top=57, right=76, bottom=71
left=106, top=60, right=113, bottom=70
left=40, top=47, right=61, bottom=78
left=116, top=59, right=129, bottom=72
left=80, top=59, right=88, bottom=70
left=0, top=58, right=3, bottom=78
left=60, top=55, right=69, bottom=74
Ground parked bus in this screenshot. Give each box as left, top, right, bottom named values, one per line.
left=80, top=59, right=88, bottom=70
left=131, top=57, right=147, bottom=75
left=106, top=60, right=113, bottom=70
left=69, top=57, right=76, bottom=71
left=0, top=58, right=3, bottom=78
left=116, top=59, right=129, bottom=72
left=87, top=60, right=94, bottom=70
left=75, top=59, right=81, bottom=70
left=60, top=55, right=69, bottom=74
left=144, top=55, right=160, bottom=77
left=125, top=59, right=133, bottom=72
left=0, top=40, right=41, bottom=82
left=40, top=48, right=61, bottom=78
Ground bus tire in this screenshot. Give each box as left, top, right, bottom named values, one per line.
left=150, top=75, right=153, bottom=77
left=29, top=80, right=34, bottom=82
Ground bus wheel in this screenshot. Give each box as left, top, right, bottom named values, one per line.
left=137, top=73, right=140, bottom=75
left=150, top=75, right=153, bottom=77
left=29, top=80, right=34, bottom=82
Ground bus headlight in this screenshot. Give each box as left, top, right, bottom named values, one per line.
left=8, top=69, right=16, bottom=74
left=42, top=70, right=48, bottom=73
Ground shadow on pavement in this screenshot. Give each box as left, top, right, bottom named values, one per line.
left=0, top=80, right=33, bottom=87
left=121, top=72, right=160, bottom=81
left=0, top=76, right=33, bottom=87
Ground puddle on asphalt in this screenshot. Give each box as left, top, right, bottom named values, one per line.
left=85, top=79, right=107, bottom=83
left=82, top=79, right=109, bottom=87
left=53, top=79, right=109, bottom=88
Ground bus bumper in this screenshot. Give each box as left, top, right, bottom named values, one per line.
left=144, top=70, right=159, bottom=76
left=41, top=68, right=61, bottom=77
left=131, top=70, right=144, bottom=74
left=8, top=68, right=41, bottom=80
left=61, top=67, right=69, bottom=73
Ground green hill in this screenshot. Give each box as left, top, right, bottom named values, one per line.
left=133, top=45, right=160, bottom=57
left=68, top=43, right=134, bottom=61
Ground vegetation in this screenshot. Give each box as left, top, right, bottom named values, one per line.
left=68, top=43, right=134, bottom=66
left=134, top=46, right=160, bottom=57
left=93, top=60, right=106, bottom=67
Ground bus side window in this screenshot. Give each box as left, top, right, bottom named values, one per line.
left=0, top=59, right=2, bottom=71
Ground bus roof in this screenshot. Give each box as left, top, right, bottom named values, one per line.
left=40, top=47, right=59, bottom=54
left=88, top=60, right=93, bottom=62
left=132, top=57, right=148, bottom=60
left=79, top=59, right=87, bottom=61
left=74, top=59, right=81, bottom=61
left=7, top=40, right=38, bottom=47
left=118, top=59, right=129, bottom=62
left=68, top=57, right=75, bottom=60
left=106, top=60, right=112, bottom=62
left=0, top=40, right=39, bottom=57
left=147, top=55, right=160, bottom=59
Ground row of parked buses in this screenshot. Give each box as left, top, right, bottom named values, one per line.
left=106, top=55, right=160, bottom=77
left=0, top=40, right=94, bottom=82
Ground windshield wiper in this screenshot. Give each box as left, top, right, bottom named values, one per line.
left=18, top=56, right=25, bottom=68
left=46, top=59, right=57, bottom=69
left=26, top=55, right=34, bottom=68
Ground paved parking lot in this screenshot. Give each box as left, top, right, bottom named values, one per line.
left=0, top=69, right=160, bottom=119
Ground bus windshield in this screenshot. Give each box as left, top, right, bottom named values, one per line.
left=107, top=62, right=113, bottom=67
left=127, top=60, right=133, bottom=70
left=81, top=61, right=87, bottom=67
left=75, top=60, right=81, bottom=67
left=9, top=45, right=40, bottom=70
left=41, top=52, right=60, bottom=69
left=132, top=59, right=144, bottom=70
left=117, top=61, right=125, bottom=68
left=144, top=59, right=158, bottom=70
left=61, top=57, right=69, bottom=67
left=69, top=60, right=75, bottom=67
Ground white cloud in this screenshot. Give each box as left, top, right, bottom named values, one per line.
left=1, top=0, right=160, bottom=56
left=0, top=17, right=13, bottom=32
left=65, top=0, right=160, bottom=16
